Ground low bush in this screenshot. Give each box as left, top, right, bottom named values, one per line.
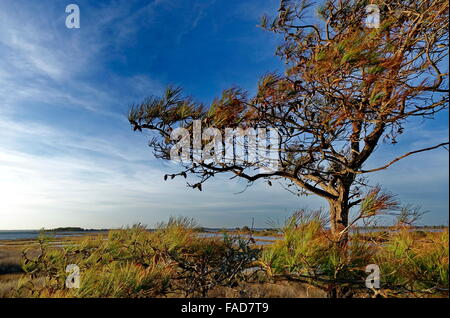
left=14, top=218, right=260, bottom=298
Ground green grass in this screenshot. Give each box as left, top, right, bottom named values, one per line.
left=1, top=215, right=448, bottom=298
left=10, top=219, right=262, bottom=298
left=376, top=228, right=449, bottom=295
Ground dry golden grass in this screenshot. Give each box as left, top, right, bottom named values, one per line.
left=0, top=222, right=447, bottom=298
left=208, top=280, right=326, bottom=298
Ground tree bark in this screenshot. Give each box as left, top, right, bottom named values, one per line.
left=327, top=192, right=351, bottom=298
left=328, top=187, right=350, bottom=245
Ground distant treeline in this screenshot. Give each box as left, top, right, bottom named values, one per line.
left=354, top=225, right=448, bottom=230
left=44, top=227, right=109, bottom=232
left=43, top=225, right=448, bottom=233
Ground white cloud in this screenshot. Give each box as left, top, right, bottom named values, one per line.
left=0, top=0, right=447, bottom=230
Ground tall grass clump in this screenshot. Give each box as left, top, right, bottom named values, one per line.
left=260, top=210, right=329, bottom=276
left=376, top=227, right=449, bottom=296
left=16, top=226, right=173, bottom=297
left=260, top=209, right=378, bottom=297
left=13, top=218, right=260, bottom=298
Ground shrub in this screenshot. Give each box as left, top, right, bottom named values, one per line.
left=14, top=219, right=261, bottom=298
left=377, top=228, right=449, bottom=296
left=169, top=236, right=261, bottom=297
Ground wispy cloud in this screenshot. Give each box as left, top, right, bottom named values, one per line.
left=0, top=0, right=447, bottom=229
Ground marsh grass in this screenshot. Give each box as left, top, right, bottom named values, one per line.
left=10, top=218, right=261, bottom=298
left=376, top=228, right=449, bottom=296
left=259, top=210, right=377, bottom=297
left=1, top=215, right=448, bottom=298
left=258, top=211, right=448, bottom=297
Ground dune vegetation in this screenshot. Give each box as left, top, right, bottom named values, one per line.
left=0, top=214, right=447, bottom=298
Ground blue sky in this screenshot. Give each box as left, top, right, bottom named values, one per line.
left=0, top=0, right=448, bottom=230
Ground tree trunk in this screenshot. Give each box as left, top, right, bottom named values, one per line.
left=327, top=186, right=351, bottom=298
left=329, top=200, right=349, bottom=243
left=328, top=184, right=350, bottom=245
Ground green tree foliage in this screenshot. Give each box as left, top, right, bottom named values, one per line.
left=128, top=0, right=449, bottom=243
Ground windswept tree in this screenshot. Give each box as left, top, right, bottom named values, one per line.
left=129, top=0, right=449, bottom=243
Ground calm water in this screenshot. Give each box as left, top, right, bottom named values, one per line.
left=0, top=230, right=105, bottom=241
left=199, top=232, right=278, bottom=245
left=0, top=228, right=444, bottom=243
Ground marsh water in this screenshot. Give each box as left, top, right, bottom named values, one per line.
left=0, top=230, right=106, bottom=241
left=0, top=228, right=445, bottom=245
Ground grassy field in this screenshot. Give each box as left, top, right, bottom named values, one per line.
left=0, top=233, right=106, bottom=297
left=0, top=216, right=448, bottom=298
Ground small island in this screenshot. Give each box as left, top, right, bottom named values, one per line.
left=44, top=227, right=108, bottom=232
